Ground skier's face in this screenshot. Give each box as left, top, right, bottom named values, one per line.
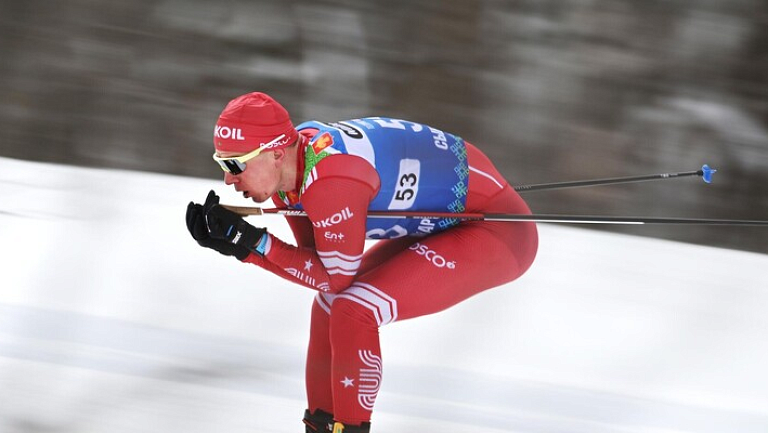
left=219, top=150, right=282, bottom=203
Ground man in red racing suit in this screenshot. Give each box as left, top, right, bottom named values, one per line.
left=186, top=92, right=538, bottom=433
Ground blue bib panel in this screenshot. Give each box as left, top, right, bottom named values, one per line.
left=293, top=117, right=469, bottom=239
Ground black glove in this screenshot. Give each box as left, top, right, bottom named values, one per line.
left=186, top=190, right=267, bottom=260
left=204, top=190, right=267, bottom=258
left=186, top=200, right=247, bottom=259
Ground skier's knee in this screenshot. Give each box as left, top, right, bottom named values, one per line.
left=329, top=285, right=397, bottom=328
left=329, top=297, right=379, bottom=328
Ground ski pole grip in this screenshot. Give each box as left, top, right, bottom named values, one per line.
left=221, top=205, right=264, bottom=217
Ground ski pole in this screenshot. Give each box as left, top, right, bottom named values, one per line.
left=513, top=164, right=717, bottom=192
left=221, top=206, right=768, bottom=226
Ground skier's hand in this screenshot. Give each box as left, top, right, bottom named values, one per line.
left=186, top=191, right=267, bottom=260
left=186, top=199, right=247, bottom=259
left=202, top=190, right=267, bottom=258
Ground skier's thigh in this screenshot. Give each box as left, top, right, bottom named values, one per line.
left=354, top=222, right=527, bottom=321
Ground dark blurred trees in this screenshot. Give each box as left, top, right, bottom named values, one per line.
left=1, top=0, right=766, bottom=252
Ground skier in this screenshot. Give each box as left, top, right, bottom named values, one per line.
left=186, top=92, right=539, bottom=432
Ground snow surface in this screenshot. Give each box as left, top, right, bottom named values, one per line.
left=1, top=156, right=767, bottom=433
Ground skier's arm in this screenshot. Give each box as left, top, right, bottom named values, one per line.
left=270, top=195, right=316, bottom=248
left=245, top=155, right=379, bottom=293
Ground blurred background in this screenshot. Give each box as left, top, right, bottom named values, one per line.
left=1, top=0, right=766, bottom=253
left=2, top=3, right=768, bottom=432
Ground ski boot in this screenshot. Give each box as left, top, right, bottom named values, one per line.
left=303, top=409, right=334, bottom=433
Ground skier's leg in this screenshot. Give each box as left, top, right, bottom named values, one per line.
left=306, top=298, right=334, bottom=415
left=327, top=212, right=537, bottom=426
left=304, top=236, right=416, bottom=424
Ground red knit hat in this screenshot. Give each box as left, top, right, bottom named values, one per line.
left=213, top=92, right=299, bottom=154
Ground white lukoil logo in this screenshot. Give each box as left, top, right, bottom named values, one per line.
left=409, top=242, right=456, bottom=269
left=313, top=207, right=354, bottom=228
left=214, top=125, right=245, bottom=140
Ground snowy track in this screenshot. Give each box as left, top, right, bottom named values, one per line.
left=1, top=157, right=767, bottom=432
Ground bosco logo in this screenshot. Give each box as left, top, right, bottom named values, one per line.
left=409, top=242, right=456, bottom=269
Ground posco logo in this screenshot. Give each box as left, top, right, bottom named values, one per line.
left=409, top=243, right=456, bottom=269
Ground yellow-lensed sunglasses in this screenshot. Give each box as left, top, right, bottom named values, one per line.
left=212, top=134, right=286, bottom=175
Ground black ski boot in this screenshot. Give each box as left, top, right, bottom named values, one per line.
left=303, top=409, right=334, bottom=433
left=331, top=421, right=371, bottom=433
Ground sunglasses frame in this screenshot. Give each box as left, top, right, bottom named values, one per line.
left=212, top=134, right=287, bottom=174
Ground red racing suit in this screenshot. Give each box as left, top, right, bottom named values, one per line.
left=241, top=120, right=538, bottom=425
